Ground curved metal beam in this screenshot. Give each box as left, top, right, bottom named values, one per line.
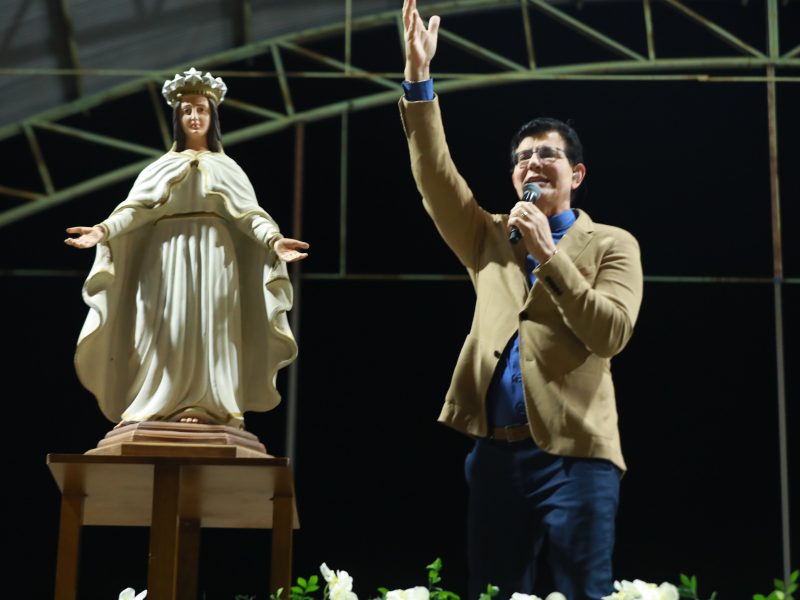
left=0, top=0, right=796, bottom=228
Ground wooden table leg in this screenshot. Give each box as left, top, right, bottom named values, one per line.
left=148, top=463, right=181, bottom=600
left=176, top=519, right=200, bottom=600
left=270, top=494, right=294, bottom=595
left=54, top=494, right=84, bottom=600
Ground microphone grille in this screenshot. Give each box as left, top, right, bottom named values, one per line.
left=522, top=182, right=541, bottom=203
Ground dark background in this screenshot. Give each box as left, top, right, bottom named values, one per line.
left=1, top=2, right=798, bottom=599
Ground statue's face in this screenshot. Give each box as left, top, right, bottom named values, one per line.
left=179, top=94, right=211, bottom=144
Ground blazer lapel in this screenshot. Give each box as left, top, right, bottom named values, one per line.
left=558, top=209, right=595, bottom=265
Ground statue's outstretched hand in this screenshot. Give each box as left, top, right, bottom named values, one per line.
left=274, top=237, right=310, bottom=263
left=65, top=226, right=105, bottom=249
left=403, top=0, right=441, bottom=82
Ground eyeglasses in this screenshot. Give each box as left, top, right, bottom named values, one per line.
left=514, top=145, right=565, bottom=170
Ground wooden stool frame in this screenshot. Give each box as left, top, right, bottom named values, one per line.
left=47, top=453, right=299, bottom=600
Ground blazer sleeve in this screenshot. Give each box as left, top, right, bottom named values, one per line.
left=399, top=96, right=492, bottom=271
left=533, top=228, right=643, bottom=358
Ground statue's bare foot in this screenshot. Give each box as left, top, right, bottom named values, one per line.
left=178, top=415, right=207, bottom=424
left=168, top=408, right=223, bottom=425
left=113, top=420, right=135, bottom=430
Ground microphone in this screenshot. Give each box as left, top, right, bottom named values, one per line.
left=509, top=182, right=542, bottom=244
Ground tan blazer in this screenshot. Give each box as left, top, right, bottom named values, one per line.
left=400, top=96, right=643, bottom=472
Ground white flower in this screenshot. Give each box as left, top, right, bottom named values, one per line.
left=118, top=588, right=147, bottom=600
left=602, top=580, right=678, bottom=600
left=510, top=593, right=543, bottom=600
left=510, top=591, right=566, bottom=600
left=386, top=586, right=430, bottom=600
left=320, top=563, right=358, bottom=600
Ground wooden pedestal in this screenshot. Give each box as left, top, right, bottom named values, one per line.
left=86, top=421, right=271, bottom=458
left=47, top=451, right=299, bottom=600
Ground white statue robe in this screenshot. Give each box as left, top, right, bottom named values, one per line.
left=75, top=149, right=298, bottom=428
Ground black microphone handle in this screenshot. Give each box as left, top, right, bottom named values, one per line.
left=510, top=183, right=542, bottom=244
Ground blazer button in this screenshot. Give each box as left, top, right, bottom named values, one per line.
left=493, top=350, right=502, bottom=358
left=519, top=313, right=529, bottom=321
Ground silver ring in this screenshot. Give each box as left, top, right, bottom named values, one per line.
left=521, top=210, right=528, bottom=217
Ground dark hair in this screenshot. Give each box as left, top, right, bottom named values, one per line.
left=173, top=97, right=222, bottom=152
left=509, top=117, right=583, bottom=168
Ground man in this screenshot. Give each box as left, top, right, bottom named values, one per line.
left=399, top=2, right=644, bottom=599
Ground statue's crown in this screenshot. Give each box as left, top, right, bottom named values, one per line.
left=162, top=67, right=227, bottom=108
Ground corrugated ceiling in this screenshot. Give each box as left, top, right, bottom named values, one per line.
left=0, top=0, right=399, bottom=127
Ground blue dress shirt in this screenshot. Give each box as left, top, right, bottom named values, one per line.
left=486, top=209, right=576, bottom=427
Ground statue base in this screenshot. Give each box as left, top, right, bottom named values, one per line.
left=85, top=421, right=271, bottom=458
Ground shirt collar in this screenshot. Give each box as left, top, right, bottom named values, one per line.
left=549, top=208, right=576, bottom=235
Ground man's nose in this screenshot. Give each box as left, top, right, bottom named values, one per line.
left=526, top=155, right=542, bottom=172
left=528, top=152, right=542, bottom=171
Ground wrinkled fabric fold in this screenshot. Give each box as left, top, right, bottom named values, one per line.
left=75, top=150, right=297, bottom=426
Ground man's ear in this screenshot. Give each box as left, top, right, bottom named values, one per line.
left=571, top=163, right=587, bottom=189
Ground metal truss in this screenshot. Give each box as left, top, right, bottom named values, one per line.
left=0, top=0, right=797, bottom=230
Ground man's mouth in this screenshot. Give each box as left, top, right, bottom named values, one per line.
left=525, top=176, right=549, bottom=186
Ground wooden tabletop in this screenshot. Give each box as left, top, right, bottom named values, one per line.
left=47, top=453, right=300, bottom=529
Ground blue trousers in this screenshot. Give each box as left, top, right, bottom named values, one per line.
left=465, top=438, right=621, bottom=600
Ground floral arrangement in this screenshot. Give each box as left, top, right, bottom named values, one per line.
left=272, top=561, right=797, bottom=600
left=274, top=559, right=565, bottom=600
left=118, top=561, right=798, bottom=600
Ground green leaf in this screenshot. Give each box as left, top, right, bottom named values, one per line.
left=427, top=558, right=443, bottom=571
left=298, top=577, right=308, bottom=589
left=677, top=585, right=693, bottom=599
left=753, top=594, right=767, bottom=600
left=680, top=574, right=692, bottom=587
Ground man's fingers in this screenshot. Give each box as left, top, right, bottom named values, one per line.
left=428, top=15, right=441, bottom=36
left=403, top=0, right=416, bottom=30
left=408, top=9, right=419, bottom=36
